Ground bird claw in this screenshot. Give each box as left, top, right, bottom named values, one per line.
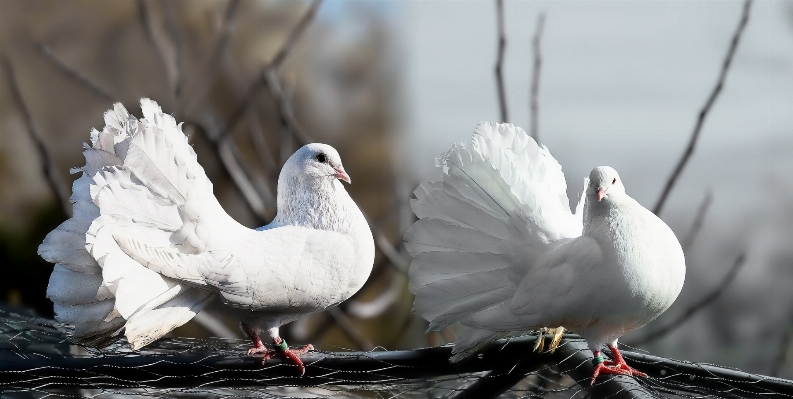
left=590, top=361, right=648, bottom=385
left=247, top=343, right=314, bottom=376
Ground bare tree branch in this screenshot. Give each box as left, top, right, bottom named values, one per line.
left=37, top=44, right=117, bottom=103
left=192, top=310, right=239, bottom=339
left=137, top=0, right=180, bottom=107
left=771, top=320, right=793, bottom=377
left=653, top=0, right=752, bottom=215
left=163, top=0, right=186, bottom=100
left=270, top=0, right=323, bottom=70
left=187, top=119, right=269, bottom=223
left=494, top=0, right=509, bottom=123
left=264, top=68, right=313, bottom=147
left=223, top=0, right=324, bottom=141
left=2, top=57, right=71, bottom=218
left=346, top=273, right=403, bottom=319
left=327, top=307, right=374, bottom=351
left=633, top=253, right=746, bottom=345
left=681, top=190, right=712, bottom=252
left=529, top=13, right=545, bottom=142
left=183, top=0, right=240, bottom=115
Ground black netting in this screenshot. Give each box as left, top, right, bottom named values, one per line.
left=1, top=310, right=791, bottom=399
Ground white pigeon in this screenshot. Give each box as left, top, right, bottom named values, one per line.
left=39, top=99, right=375, bottom=375
left=404, top=122, right=685, bottom=383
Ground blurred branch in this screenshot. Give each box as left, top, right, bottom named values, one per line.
left=529, top=13, right=545, bottom=142
left=265, top=68, right=313, bottom=147
left=681, top=190, right=712, bottom=252
left=137, top=0, right=180, bottom=108
left=37, top=44, right=117, bottom=103
left=270, top=0, right=323, bottom=70
left=163, top=0, right=185, bottom=100
left=494, top=0, right=509, bottom=123
left=2, top=57, right=71, bottom=218
left=327, top=307, right=374, bottom=351
left=221, top=0, right=322, bottom=138
left=346, top=273, right=403, bottom=319
left=373, top=227, right=411, bottom=272
left=633, top=253, right=746, bottom=346
left=653, top=0, right=752, bottom=216
left=192, top=310, right=239, bottom=339
left=183, top=0, right=240, bottom=115
left=771, top=321, right=793, bottom=377
left=188, top=119, right=269, bottom=223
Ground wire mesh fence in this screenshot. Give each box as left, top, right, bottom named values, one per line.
left=1, top=309, right=791, bottom=399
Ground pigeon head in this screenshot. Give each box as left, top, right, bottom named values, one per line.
left=587, top=166, right=625, bottom=203
left=284, top=143, right=351, bottom=185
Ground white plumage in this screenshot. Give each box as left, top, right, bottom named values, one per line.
left=405, top=122, right=685, bottom=381
left=39, top=99, right=374, bottom=372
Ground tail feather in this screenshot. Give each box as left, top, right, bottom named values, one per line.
left=406, top=122, right=583, bottom=361
left=40, top=99, right=221, bottom=349
left=449, top=328, right=507, bottom=363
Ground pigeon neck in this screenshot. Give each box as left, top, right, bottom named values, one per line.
left=274, top=174, right=353, bottom=232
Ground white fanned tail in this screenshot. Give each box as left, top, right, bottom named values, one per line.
left=404, top=122, right=585, bottom=362
left=39, top=99, right=223, bottom=349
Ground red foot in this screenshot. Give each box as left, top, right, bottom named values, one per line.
left=590, top=345, right=647, bottom=385
left=278, top=344, right=314, bottom=376
left=242, top=323, right=315, bottom=376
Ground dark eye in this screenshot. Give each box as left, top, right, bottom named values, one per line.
left=316, top=153, right=327, bottom=163
left=612, top=178, right=617, bottom=184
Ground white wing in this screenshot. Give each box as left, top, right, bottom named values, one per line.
left=405, top=122, right=584, bottom=360
left=40, top=99, right=228, bottom=348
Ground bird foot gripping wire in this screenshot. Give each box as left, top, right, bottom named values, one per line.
left=246, top=332, right=314, bottom=376
left=590, top=347, right=648, bottom=385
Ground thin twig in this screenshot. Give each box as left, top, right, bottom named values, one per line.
left=163, top=0, right=185, bottom=100
left=270, top=0, right=323, bottom=70
left=373, top=227, right=411, bottom=272
left=529, top=13, right=545, bottom=142
left=346, top=273, right=403, bottom=319
left=653, top=0, right=752, bottom=215
left=37, top=44, right=117, bottom=103
left=681, top=190, right=712, bottom=252
left=137, top=0, right=180, bottom=107
left=187, top=119, right=269, bottom=223
left=494, top=0, right=509, bottom=123
left=634, top=253, right=746, bottom=345
left=2, top=57, right=71, bottom=218
left=192, top=310, right=239, bottom=339
left=327, top=307, right=374, bottom=351
left=223, top=0, right=324, bottom=138
left=183, top=0, right=240, bottom=115
left=771, top=321, right=793, bottom=377
left=265, top=68, right=313, bottom=147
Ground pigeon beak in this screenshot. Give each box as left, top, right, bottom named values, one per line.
left=597, top=187, right=608, bottom=202
left=334, top=167, right=351, bottom=184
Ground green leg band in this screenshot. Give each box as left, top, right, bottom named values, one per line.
left=592, top=355, right=605, bottom=367
left=275, top=339, right=289, bottom=352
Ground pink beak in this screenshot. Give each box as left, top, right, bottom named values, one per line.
left=334, top=167, right=351, bottom=184
left=597, top=187, right=607, bottom=202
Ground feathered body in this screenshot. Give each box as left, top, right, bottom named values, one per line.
left=39, top=99, right=374, bottom=352
left=405, top=122, right=685, bottom=369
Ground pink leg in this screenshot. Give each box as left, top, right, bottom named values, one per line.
left=590, top=346, right=647, bottom=385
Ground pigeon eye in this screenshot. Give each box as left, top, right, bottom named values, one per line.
left=316, top=153, right=327, bottom=163
left=612, top=178, right=617, bottom=184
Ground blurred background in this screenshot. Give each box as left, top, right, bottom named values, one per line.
left=1, top=0, right=792, bottom=382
